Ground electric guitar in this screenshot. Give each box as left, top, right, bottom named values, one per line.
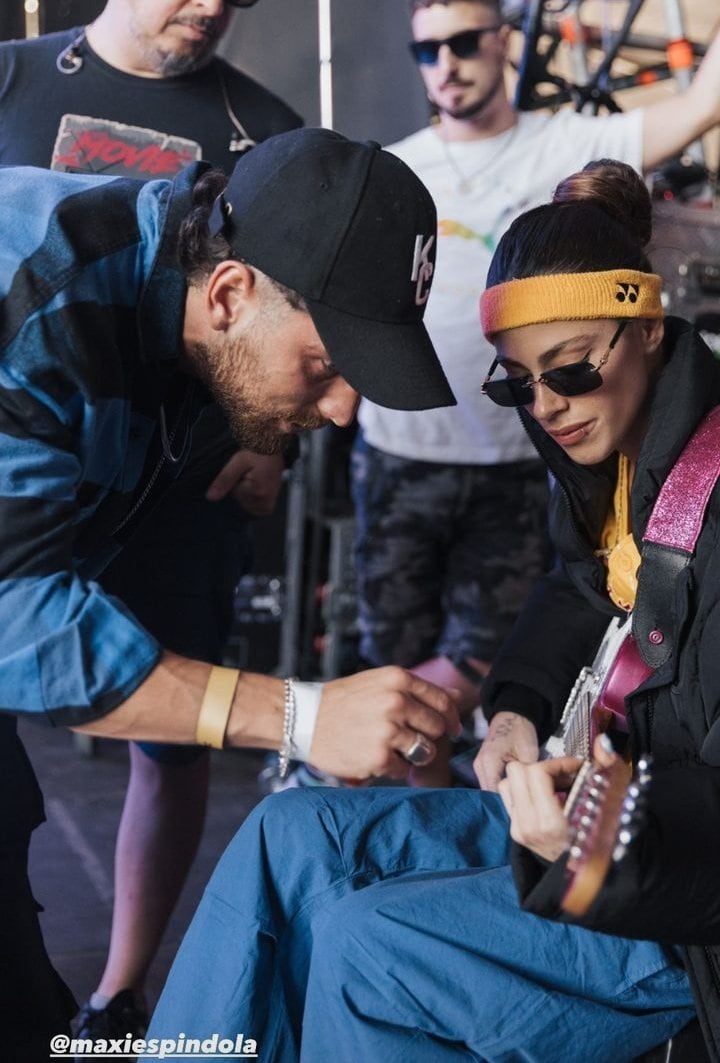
left=542, top=614, right=653, bottom=762
left=450, top=615, right=653, bottom=788
left=561, top=755, right=652, bottom=916
left=538, top=615, right=653, bottom=913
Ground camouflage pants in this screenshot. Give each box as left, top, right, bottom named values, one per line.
left=351, top=434, right=552, bottom=667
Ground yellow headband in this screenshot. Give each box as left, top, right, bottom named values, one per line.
left=480, top=269, right=664, bottom=339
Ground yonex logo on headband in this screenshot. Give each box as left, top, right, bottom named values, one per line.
left=616, top=282, right=639, bottom=303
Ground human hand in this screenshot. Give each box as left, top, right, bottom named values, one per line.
left=498, top=754, right=583, bottom=863
left=496, top=735, right=619, bottom=863
left=205, top=450, right=285, bottom=516
left=308, top=666, right=462, bottom=781
left=473, top=711, right=539, bottom=792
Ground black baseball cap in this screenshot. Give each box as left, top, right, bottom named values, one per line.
left=207, top=127, right=455, bottom=411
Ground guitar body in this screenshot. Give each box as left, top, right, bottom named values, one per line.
left=601, top=634, right=654, bottom=719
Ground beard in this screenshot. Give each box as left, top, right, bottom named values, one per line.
left=136, top=17, right=222, bottom=77
left=189, top=332, right=328, bottom=455
left=433, top=68, right=505, bottom=122
left=153, top=48, right=211, bottom=78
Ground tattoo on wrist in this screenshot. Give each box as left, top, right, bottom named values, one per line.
left=492, top=720, right=513, bottom=738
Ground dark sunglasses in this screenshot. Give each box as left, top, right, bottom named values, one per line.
left=409, top=26, right=502, bottom=66
left=482, top=321, right=628, bottom=408
left=226, top=0, right=261, bottom=7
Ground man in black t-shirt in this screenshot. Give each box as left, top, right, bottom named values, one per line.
left=0, top=0, right=301, bottom=1041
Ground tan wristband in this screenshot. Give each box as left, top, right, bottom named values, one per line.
left=196, top=665, right=241, bottom=748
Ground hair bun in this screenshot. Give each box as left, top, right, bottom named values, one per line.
left=552, top=159, right=652, bottom=248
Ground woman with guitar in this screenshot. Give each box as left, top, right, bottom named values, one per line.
left=474, top=157, right=720, bottom=1059
left=148, top=161, right=712, bottom=1061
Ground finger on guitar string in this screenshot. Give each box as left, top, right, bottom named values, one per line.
left=501, top=759, right=580, bottom=862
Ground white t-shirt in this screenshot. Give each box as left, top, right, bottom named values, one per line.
left=359, top=108, right=644, bottom=464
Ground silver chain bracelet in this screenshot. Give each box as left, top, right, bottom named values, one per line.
left=278, top=678, right=297, bottom=779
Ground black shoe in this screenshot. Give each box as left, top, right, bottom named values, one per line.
left=74, top=990, right=148, bottom=1058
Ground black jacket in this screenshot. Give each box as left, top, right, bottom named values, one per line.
left=483, top=318, right=720, bottom=1059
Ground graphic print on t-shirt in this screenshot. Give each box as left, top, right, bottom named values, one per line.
left=51, top=114, right=202, bottom=177
left=438, top=197, right=530, bottom=255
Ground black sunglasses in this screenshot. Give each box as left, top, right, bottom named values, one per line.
left=409, top=26, right=502, bottom=66
left=482, top=321, right=628, bottom=408
left=226, top=0, right=261, bottom=7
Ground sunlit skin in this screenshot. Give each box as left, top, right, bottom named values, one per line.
left=86, top=0, right=234, bottom=78
left=183, top=261, right=360, bottom=454
left=411, top=1, right=515, bottom=141
left=492, top=317, right=666, bottom=464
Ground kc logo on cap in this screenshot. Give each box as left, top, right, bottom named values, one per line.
left=411, top=234, right=435, bottom=306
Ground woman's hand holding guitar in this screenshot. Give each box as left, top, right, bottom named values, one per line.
left=497, top=734, right=620, bottom=864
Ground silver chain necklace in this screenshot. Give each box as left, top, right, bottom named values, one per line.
left=438, top=120, right=520, bottom=194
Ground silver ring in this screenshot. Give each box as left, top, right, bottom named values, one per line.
left=403, top=733, right=434, bottom=766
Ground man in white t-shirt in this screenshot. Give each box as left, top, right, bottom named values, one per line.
left=353, top=0, right=720, bottom=783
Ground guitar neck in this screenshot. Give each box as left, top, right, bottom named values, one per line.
left=544, top=614, right=638, bottom=761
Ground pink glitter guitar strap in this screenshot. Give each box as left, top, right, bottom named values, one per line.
left=633, top=405, right=720, bottom=668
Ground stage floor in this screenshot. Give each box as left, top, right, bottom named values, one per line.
left=20, top=719, right=268, bottom=1016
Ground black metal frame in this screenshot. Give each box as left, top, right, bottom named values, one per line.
left=511, top=0, right=707, bottom=115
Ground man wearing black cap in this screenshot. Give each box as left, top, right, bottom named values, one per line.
left=0, top=0, right=304, bottom=1039
left=0, top=128, right=458, bottom=1062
